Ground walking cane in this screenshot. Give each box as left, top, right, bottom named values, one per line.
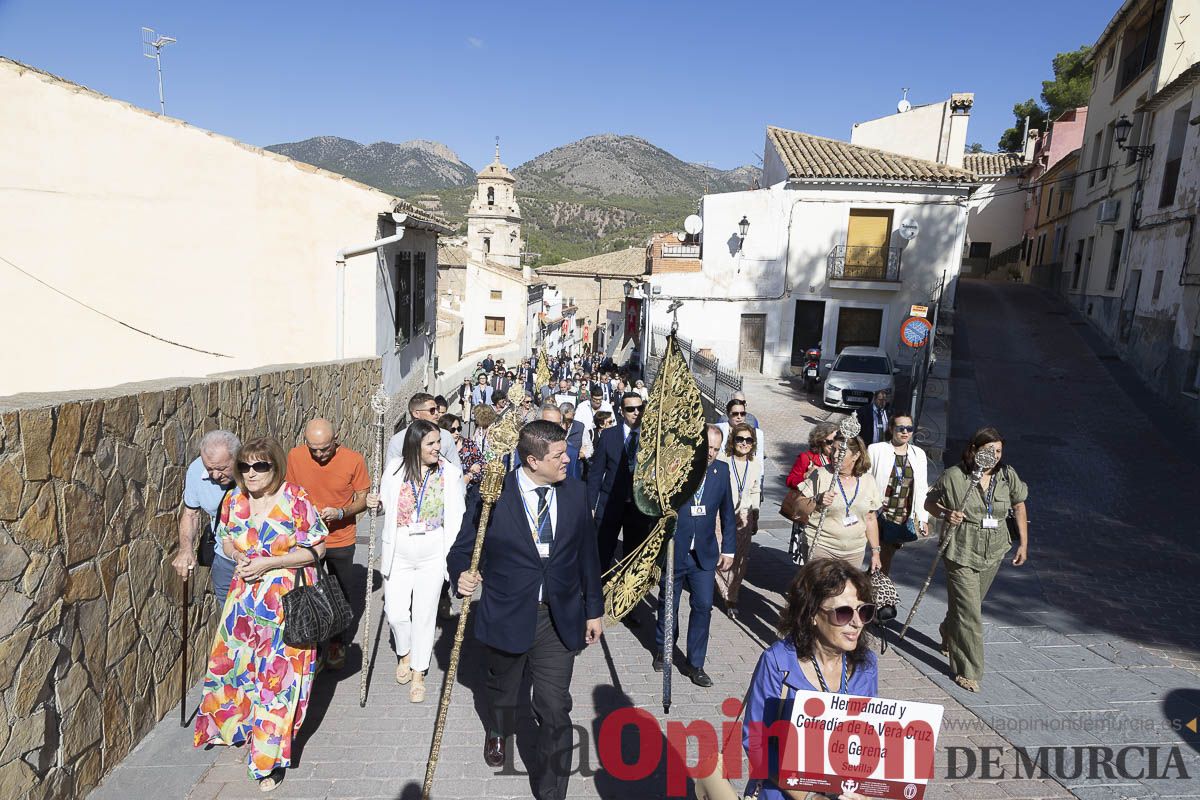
left=804, top=415, right=861, bottom=561
left=180, top=569, right=190, bottom=727
left=360, top=384, right=390, bottom=708
left=423, top=387, right=523, bottom=799
left=897, top=445, right=998, bottom=642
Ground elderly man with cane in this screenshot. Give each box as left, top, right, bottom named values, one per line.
left=171, top=429, right=240, bottom=725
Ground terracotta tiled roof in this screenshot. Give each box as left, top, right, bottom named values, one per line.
left=1138, top=63, right=1200, bottom=112
left=767, top=126, right=976, bottom=184
left=535, top=247, right=647, bottom=278
left=963, top=152, right=1025, bottom=178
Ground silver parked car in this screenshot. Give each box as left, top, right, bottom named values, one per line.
left=822, top=346, right=897, bottom=409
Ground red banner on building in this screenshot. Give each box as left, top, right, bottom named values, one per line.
left=625, top=298, right=641, bottom=341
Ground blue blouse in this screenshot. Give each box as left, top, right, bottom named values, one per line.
left=742, top=639, right=880, bottom=800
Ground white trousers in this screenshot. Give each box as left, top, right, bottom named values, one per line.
left=382, top=528, right=446, bottom=673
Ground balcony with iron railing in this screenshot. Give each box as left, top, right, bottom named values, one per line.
left=660, top=244, right=702, bottom=259
left=827, top=245, right=902, bottom=285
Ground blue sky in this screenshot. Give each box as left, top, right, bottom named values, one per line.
left=0, top=0, right=1111, bottom=171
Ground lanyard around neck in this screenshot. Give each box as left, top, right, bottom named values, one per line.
left=810, top=652, right=848, bottom=693
left=837, top=474, right=860, bottom=514
left=409, top=467, right=437, bottom=520
left=732, top=459, right=749, bottom=497
left=521, top=484, right=554, bottom=541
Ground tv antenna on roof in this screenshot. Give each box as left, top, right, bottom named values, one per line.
left=897, top=87, right=911, bottom=114
left=141, top=27, right=176, bottom=115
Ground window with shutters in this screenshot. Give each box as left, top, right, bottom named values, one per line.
left=413, top=251, right=426, bottom=331
left=394, top=252, right=412, bottom=341
left=484, top=316, right=505, bottom=335
left=1159, top=103, right=1192, bottom=208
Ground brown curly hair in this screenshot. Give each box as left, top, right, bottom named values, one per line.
left=777, top=559, right=873, bottom=669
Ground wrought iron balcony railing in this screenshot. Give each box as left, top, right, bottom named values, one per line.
left=661, top=244, right=701, bottom=258
left=827, top=245, right=902, bottom=282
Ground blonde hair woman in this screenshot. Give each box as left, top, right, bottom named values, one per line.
left=368, top=420, right=466, bottom=702
left=794, top=436, right=883, bottom=571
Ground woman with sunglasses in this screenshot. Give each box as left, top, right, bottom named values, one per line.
left=716, top=422, right=762, bottom=619
left=194, top=436, right=328, bottom=792
left=440, top=413, right=483, bottom=488
left=794, top=436, right=883, bottom=572
left=785, top=422, right=839, bottom=489
left=926, top=427, right=1028, bottom=692
left=367, top=420, right=466, bottom=702
left=867, top=416, right=930, bottom=576
left=742, top=559, right=877, bottom=800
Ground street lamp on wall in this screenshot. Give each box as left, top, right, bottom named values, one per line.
left=1114, top=114, right=1153, bottom=161
left=737, top=216, right=750, bottom=251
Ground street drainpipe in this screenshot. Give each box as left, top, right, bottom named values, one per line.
left=334, top=213, right=407, bottom=359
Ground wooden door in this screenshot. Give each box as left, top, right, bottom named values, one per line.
left=790, top=300, right=825, bottom=366
left=739, top=314, right=766, bottom=374
left=835, top=307, right=883, bottom=353
left=846, top=209, right=892, bottom=278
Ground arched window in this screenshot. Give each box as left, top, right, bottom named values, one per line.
left=487, top=187, right=495, bottom=206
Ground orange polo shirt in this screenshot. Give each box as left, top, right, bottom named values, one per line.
left=285, top=445, right=371, bottom=549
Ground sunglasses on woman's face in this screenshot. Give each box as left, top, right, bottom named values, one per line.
left=730, top=411, right=747, bottom=418
left=449, top=425, right=462, bottom=433
left=734, top=436, right=755, bottom=444
left=894, top=425, right=915, bottom=433
left=820, top=603, right=876, bottom=626
left=237, top=460, right=273, bottom=474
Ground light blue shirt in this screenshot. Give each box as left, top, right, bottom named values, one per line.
left=183, top=457, right=235, bottom=564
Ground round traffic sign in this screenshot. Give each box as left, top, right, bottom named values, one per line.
left=901, top=317, right=933, bottom=348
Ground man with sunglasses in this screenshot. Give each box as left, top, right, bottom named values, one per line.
left=386, top=393, right=462, bottom=468
left=654, top=425, right=735, bottom=687
left=587, top=392, right=656, bottom=575
left=286, top=418, right=370, bottom=670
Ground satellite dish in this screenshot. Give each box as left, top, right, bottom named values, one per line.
left=897, top=99, right=912, bottom=113
left=676, top=232, right=686, bottom=243
left=898, top=219, right=920, bottom=241
left=684, top=214, right=703, bottom=235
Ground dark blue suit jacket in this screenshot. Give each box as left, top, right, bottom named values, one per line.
left=674, top=459, right=737, bottom=571
left=586, top=424, right=638, bottom=527
left=447, top=471, right=604, bottom=654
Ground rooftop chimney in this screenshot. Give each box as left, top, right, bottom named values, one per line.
left=945, top=93, right=974, bottom=169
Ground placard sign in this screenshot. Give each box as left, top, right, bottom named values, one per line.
left=779, top=691, right=944, bottom=799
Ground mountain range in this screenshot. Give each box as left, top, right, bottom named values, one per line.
left=264, top=134, right=760, bottom=264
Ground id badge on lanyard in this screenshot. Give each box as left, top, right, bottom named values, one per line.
left=981, top=474, right=1000, bottom=529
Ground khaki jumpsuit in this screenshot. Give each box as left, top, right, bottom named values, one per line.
left=930, top=464, right=1028, bottom=683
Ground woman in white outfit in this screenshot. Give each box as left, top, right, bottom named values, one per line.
left=368, top=420, right=465, bottom=702
left=866, top=415, right=930, bottom=576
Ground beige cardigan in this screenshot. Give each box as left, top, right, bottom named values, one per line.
left=720, top=454, right=762, bottom=514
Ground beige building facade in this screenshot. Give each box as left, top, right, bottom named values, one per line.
left=0, top=58, right=452, bottom=400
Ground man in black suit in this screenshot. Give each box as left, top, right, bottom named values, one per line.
left=855, top=389, right=892, bottom=445
left=449, top=421, right=603, bottom=800
left=586, top=391, right=655, bottom=573
left=654, top=425, right=735, bottom=687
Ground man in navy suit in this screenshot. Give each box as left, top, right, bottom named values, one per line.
left=449, top=420, right=603, bottom=800
left=586, top=391, right=655, bottom=574
left=654, top=424, right=735, bottom=688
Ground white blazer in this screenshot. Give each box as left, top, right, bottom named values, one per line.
left=867, top=441, right=931, bottom=525
left=378, top=456, right=466, bottom=579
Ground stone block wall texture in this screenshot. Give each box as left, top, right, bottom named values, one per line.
left=0, top=357, right=383, bottom=800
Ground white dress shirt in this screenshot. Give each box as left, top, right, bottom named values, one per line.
left=516, top=467, right=558, bottom=599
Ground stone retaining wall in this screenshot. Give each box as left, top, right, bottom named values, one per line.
left=0, top=357, right=382, bottom=799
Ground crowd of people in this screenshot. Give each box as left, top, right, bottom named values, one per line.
left=173, top=366, right=1028, bottom=797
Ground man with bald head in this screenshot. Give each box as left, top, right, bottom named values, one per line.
left=287, top=418, right=371, bottom=670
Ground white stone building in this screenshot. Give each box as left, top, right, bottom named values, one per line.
left=0, top=57, right=452, bottom=399
left=644, top=126, right=974, bottom=378
left=434, top=147, right=530, bottom=389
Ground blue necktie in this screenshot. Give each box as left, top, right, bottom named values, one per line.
left=534, top=487, right=552, bottom=546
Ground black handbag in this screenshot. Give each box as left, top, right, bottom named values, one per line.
left=196, top=523, right=216, bottom=568
left=281, top=545, right=353, bottom=646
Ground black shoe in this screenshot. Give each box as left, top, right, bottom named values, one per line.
left=724, top=603, right=738, bottom=621
left=686, top=665, right=713, bottom=688
left=484, top=735, right=505, bottom=768
left=652, top=654, right=664, bottom=672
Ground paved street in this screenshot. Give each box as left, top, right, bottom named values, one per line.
left=887, top=280, right=1200, bottom=799
left=90, top=283, right=1199, bottom=799
left=93, top=367, right=1060, bottom=800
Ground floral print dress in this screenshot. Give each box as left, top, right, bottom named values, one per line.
left=193, top=481, right=328, bottom=780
